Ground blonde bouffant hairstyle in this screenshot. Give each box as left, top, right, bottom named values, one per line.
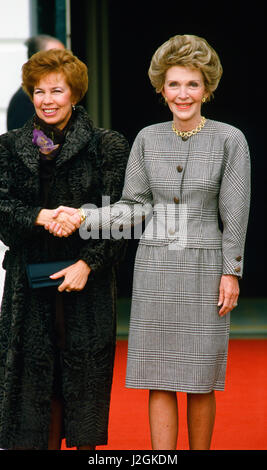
left=148, top=34, right=223, bottom=100
left=22, top=48, right=88, bottom=104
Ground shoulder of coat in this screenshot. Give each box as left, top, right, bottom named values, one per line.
left=207, top=119, right=247, bottom=143
left=138, top=121, right=172, bottom=135
left=93, top=127, right=129, bottom=153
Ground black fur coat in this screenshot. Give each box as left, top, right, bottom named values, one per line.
left=0, top=106, right=129, bottom=449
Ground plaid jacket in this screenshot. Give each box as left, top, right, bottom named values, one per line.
left=83, top=119, right=250, bottom=278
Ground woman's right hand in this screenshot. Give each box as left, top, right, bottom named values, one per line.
left=47, top=207, right=81, bottom=237
left=36, top=208, right=80, bottom=237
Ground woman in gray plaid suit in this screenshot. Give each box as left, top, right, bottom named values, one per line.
left=51, top=35, right=250, bottom=450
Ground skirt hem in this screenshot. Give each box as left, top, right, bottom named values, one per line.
left=125, top=382, right=225, bottom=393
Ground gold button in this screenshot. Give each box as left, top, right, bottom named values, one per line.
left=177, top=165, right=183, bottom=172
left=236, top=256, right=242, bottom=262
left=173, top=197, right=180, bottom=204
left=234, top=266, right=241, bottom=273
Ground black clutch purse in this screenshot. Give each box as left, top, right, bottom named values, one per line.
left=26, top=260, right=75, bottom=289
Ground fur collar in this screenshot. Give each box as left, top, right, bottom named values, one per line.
left=14, top=106, right=94, bottom=175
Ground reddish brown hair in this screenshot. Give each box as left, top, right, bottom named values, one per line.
left=22, top=48, right=88, bottom=103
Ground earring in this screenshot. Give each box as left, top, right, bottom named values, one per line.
left=72, top=104, right=76, bottom=111
left=202, top=97, right=206, bottom=103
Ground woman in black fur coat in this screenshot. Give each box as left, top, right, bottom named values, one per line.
left=0, top=49, right=129, bottom=449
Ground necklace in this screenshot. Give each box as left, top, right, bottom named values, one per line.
left=172, top=116, right=206, bottom=139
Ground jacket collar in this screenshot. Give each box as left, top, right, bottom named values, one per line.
left=15, top=106, right=94, bottom=175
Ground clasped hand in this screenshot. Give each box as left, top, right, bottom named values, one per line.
left=48, top=206, right=81, bottom=237
left=36, top=206, right=81, bottom=237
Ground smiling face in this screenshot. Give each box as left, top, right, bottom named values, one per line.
left=33, top=72, right=74, bottom=129
left=162, top=65, right=207, bottom=131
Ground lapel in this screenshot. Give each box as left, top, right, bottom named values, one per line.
left=55, top=106, right=94, bottom=169
left=14, top=118, right=40, bottom=176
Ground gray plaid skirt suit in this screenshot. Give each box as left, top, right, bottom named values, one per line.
left=83, top=118, right=250, bottom=393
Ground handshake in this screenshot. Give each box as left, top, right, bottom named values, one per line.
left=36, top=206, right=85, bottom=237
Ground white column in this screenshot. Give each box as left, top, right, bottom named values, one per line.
left=0, top=0, right=31, bottom=134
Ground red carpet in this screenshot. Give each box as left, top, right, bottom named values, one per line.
left=62, top=339, right=267, bottom=450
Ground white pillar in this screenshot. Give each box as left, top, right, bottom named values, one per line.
left=0, top=0, right=32, bottom=134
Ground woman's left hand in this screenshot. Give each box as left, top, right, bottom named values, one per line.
left=50, top=260, right=91, bottom=292
left=218, top=274, right=240, bottom=316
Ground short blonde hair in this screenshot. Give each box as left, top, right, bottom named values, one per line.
left=148, top=34, right=223, bottom=99
left=22, top=48, right=88, bottom=103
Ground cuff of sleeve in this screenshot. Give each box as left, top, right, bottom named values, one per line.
left=31, top=207, right=43, bottom=229
left=79, top=252, right=104, bottom=274
left=16, top=206, right=43, bottom=233
left=223, top=255, right=243, bottom=278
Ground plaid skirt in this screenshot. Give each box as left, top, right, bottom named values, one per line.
left=125, top=244, right=230, bottom=393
